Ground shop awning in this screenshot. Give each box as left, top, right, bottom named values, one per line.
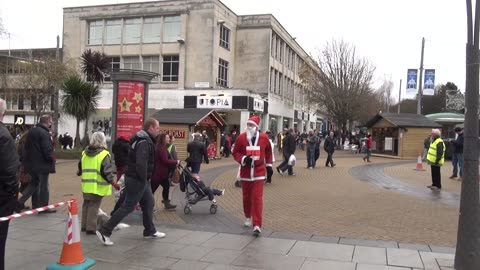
left=366, top=113, right=441, bottom=128
left=425, top=112, right=465, bottom=124
left=151, top=108, right=227, bottom=127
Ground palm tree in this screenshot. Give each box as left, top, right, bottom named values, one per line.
left=61, top=75, right=100, bottom=148
left=80, top=49, right=110, bottom=140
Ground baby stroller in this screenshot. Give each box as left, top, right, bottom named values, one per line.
left=178, top=165, right=218, bottom=215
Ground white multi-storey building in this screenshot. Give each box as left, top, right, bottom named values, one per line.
left=62, top=0, right=324, bottom=136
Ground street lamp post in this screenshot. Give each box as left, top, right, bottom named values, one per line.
left=455, top=1, right=480, bottom=269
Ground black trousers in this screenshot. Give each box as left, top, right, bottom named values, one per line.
left=196, top=181, right=221, bottom=201
left=151, top=179, right=170, bottom=202
left=0, top=190, right=16, bottom=270
left=431, top=165, right=442, bottom=189
left=278, top=153, right=293, bottom=175
left=325, top=152, right=335, bottom=167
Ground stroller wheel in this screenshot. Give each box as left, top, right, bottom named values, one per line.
left=184, top=205, right=192, bottom=215
left=209, top=204, right=217, bottom=214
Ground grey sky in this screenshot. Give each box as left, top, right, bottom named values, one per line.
left=0, top=0, right=468, bottom=100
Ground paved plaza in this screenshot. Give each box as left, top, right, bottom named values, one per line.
left=5, top=151, right=462, bottom=269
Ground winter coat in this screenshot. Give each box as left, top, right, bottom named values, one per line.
left=282, top=133, right=296, bottom=156
left=125, top=130, right=155, bottom=182
left=77, top=146, right=115, bottom=184
left=453, top=133, right=464, bottom=154
left=0, top=122, right=20, bottom=195
left=233, top=131, right=273, bottom=181
left=152, top=145, right=178, bottom=183
left=23, top=124, right=55, bottom=174
left=112, top=137, right=130, bottom=168
left=306, top=134, right=318, bottom=151
left=324, top=136, right=336, bottom=153
left=187, top=140, right=208, bottom=163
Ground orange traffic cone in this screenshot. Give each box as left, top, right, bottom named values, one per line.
left=47, top=197, right=95, bottom=270
left=415, top=152, right=425, bottom=171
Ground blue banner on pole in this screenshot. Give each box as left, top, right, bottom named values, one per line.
left=423, top=69, right=435, bottom=96
left=406, top=69, right=418, bottom=96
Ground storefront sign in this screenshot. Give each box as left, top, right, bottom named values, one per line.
left=116, top=81, right=145, bottom=139
left=14, top=115, right=25, bottom=126
left=161, top=129, right=186, bottom=139
left=253, top=98, right=264, bottom=112
left=194, top=82, right=210, bottom=88
left=197, top=96, right=232, bottom=109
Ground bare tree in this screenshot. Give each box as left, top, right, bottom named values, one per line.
left=304, top=40, right=376, bottom=130
left=377, top=78, right=394, bottom=113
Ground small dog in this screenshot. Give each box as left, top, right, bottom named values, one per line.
left=97, top=208, right=130, bottom=231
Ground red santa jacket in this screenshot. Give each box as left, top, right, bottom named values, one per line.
left=233, top=131, right=273, bottom=181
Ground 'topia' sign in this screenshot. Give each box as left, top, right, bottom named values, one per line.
left=197, top=96, right=232, bottom=109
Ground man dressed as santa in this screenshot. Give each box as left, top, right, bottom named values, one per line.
left=232, top=115, right=273, bottom=235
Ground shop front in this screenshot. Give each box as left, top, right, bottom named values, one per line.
left=366, top=113, right=441, bottom=159
left=151, top=108, right=227, bottom=160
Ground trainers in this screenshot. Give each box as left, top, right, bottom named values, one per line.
left=221, top=189, right=225, bottom=196
left=253, top=226, right=261, bottom=235
left=96, top=230, right=114, bottom=246
left=449, top=175, right=457, bottom=179
left=212, top=199, right=217, bottom=204
left=276, top=167, right=283, bottom=175
left=427, top=185, right=434, bottom=189
left=144, top=231, right=166, bottom=239
left=243, top=218, right=252, bottom=227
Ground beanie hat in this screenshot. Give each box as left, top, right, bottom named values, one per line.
left=247, top=115, right=261, bottom=128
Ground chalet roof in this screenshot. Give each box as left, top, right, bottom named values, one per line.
left=366, top=113, right=441, bottom=128
left=150, top=108, right=227, bottom=127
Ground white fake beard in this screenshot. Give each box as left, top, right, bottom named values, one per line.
left=246, top=127, right=257, bottom=141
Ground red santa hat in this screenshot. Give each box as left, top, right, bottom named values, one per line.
left=246, top=115, right=261, bottom=128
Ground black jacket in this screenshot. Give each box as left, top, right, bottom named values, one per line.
left=324, top=136, right=336, bottom=153
left=187, top=140, right=208, bottom=163
left=0, top=122, right=20, bottom=195
left=23, top=124, right=55, bottom=174
left=282, top=133, right=296, bottom=156
left=112, top=137, right=130, bottom=168
left=125, top=130, right=155, bottom=182
left=453, top=133, right=464, bottom=154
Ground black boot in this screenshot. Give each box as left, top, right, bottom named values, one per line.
left=163, top=200, right=176, bottom=211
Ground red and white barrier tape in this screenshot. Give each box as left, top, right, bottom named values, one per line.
left=0, top=200, right=72, bottom=222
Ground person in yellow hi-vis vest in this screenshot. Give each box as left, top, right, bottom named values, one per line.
left=77, top=132, right=119, bottom=234
left=426, top=129, right=445, bottom=191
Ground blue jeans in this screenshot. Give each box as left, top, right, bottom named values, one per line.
left=18, top=172, right=50, bottom=208
left=188, top=162, right=201, bottom=174
left=101, top=176, right=156, bottom=237
left=452, top=153, right=464, bottom=177
left=307, top=148, right=316, bottom=168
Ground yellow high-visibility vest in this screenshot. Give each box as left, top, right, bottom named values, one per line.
left=81, top=149, right=112, bottom=196
left=427, top=137, right=445, bottom=166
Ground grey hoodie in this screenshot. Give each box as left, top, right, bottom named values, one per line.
left=77, top=146, right=115, bottom=184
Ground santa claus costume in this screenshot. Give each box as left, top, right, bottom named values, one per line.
left=232, top=116, right=273, bottom=235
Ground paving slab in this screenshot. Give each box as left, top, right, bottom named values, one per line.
left=429, top=245, right=456, bottom=254
left=175, top=231, right=217, bottom=245
left=339, top=237, right=398, bottom=248
left=201, top=233, right=254, bottom=250
left=200, top=248, right=244, bottom=264
left=356, top=264, right=415, bottom=270
left=120, top=254, right=179, bottom=269
left=232, top=250, right=305, bottom=270
left=203, top=264, right=261, bottom=270
left=245, top=237, right=296, bottom=255
left=309, top=235, right=340, bottom=244
left=387, top=248, right=423, bottom=268
left=168, top=259, right=211, bottom=270
left=436, top=258, right=454, bottom=268
left=399, top=242, right=431, bottom=252
left=170, top=245, right=214, bottom=261
left=269, top=231, right=312, bottom=241
left=288, top=241, right=354, bottom=262
left=91, top=261, right=156, bottom=270
left=299, top=258, right=356, bottom=270
left=352, top=246, right=387, bottom=265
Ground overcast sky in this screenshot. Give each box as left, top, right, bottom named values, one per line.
left=0, top=0, right=468, bottom=100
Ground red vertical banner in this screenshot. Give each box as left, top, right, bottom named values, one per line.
left=116, top=81, right=145, bottom=139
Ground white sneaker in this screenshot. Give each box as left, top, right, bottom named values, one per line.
left=144, top=231, right=166, bottom=239
left=212, top=199, right=217, bottom=204
left=221, top=189, right=225, bottom=196
left=243, top=218, right=252, bottom=227
left=96, top=230, right=114, bottom=246
left=253, top=226, right=261, bottom=235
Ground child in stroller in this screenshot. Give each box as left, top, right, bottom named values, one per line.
left=179, top=165, right=225, bottom=214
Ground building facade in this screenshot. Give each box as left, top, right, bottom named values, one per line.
left=63, top=0, right=324, bottom=137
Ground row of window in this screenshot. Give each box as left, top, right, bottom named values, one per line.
left=0, top=92, right=54, bottom=111
left=88, top=16, right=181, bottom=45
left=271, top=32, right=304, bottom=72
left=104, top=55, right=179, bottom=82
left=269, top=67, right=298, bottom=100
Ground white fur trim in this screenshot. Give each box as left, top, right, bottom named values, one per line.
left=247, top=120, right=259, bottom=127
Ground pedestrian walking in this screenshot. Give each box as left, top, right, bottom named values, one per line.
left=450, top=127, right=464, bottom=181
left=112, top=136, right=130, bottom=181
left=17, top=115, right=56, bottom=213
left=306, top=129, right=318, bottom=169
left=314, top=131, right=322, bottom=162
left=152, top=133, right=179, bottom=211
left=362, top=134, right=373, bottom=162
left=426, top=129, right=445, bottom=191
left=232, top=116, right=273, bottom=235
left=97, top=118, right=166, bottom=246
left=0, top=98, right=20, bottom=270
left=265, top=130, right=275, bottom=183
left=276, top=128, right=296, bottom=176
left=324, top=131, right=336, bottom=167
left=78, top=132, right=119, bottom=235
left=186, top=133, right=209, bottom=174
